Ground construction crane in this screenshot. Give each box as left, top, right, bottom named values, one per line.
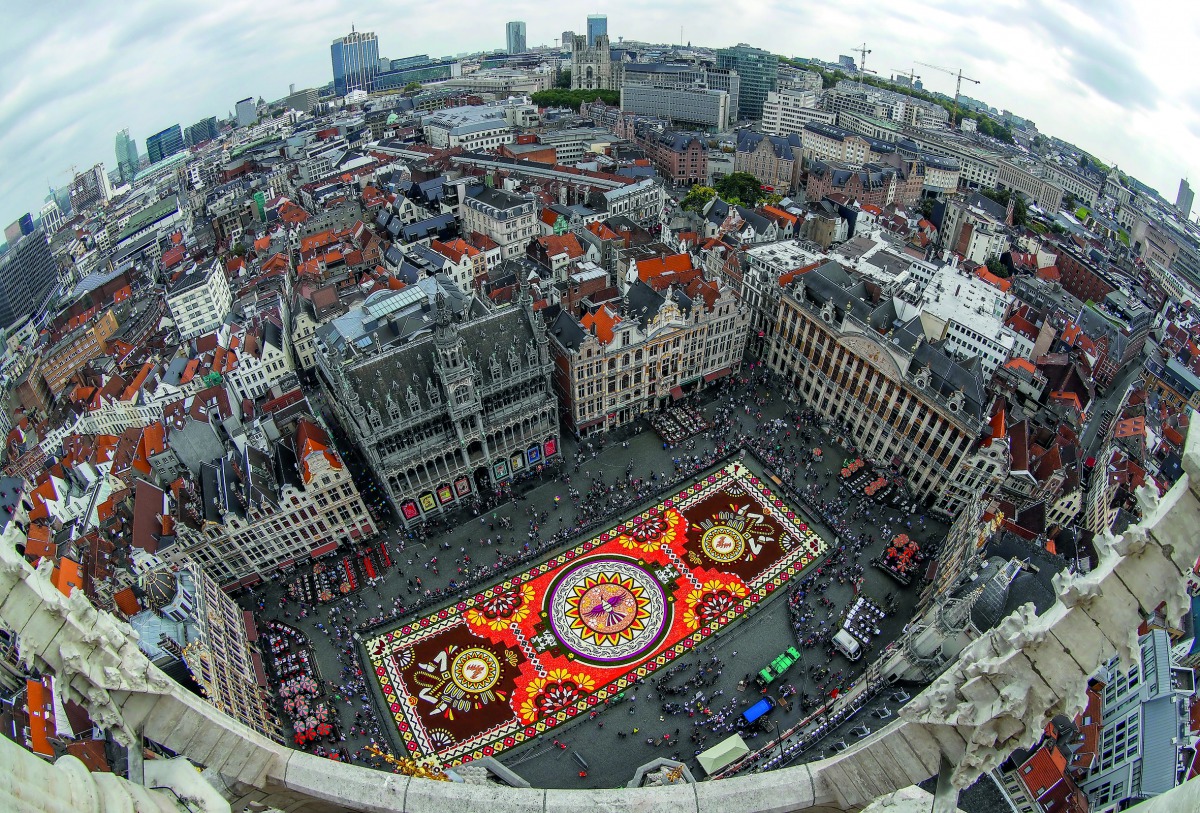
left=891, top=67, right=920, bottom=88
left=914, top=61, right=980, bottom=127
left=850, top=42, right=872, bottom=82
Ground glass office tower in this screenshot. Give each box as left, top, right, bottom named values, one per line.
left=331, top=29, right=380, bottom=96
left=145, top=124, right=185, bottom=164
left=587, top=14, right=607, bottom=47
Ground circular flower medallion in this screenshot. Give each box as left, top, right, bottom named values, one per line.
left=547, top=558, right=670, bottom=665
left=450, top=648, right=501, bottom=694
left=700, top=525, right=747, bottom=563
left=465, top=583, right=534, bottom=632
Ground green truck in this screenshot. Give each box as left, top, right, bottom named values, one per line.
left=756, top=646, right=802, bottom=685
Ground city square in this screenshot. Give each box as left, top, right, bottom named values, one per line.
left=2, top=6, right=1195, bottom=810
left=363, top=458, right=826, bottom=765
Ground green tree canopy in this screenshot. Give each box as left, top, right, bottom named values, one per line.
left=985, top=257, right=1010, bottom=278
left=715, top=172, right=765, bottom=206
left=530, top=88, right=619, bottom=108
left=556, top=69, right=572, bottom=89
left=680, top=185, right=717, bottom=212
left=403, top=81, right=423, bottom=93
left=976, top=187, right=1028, bottom=226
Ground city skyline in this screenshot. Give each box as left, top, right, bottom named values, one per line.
left=1, top=0, right=1197, bottom=226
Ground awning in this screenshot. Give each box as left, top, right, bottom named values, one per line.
left=350, top=528, right=362, bottom=539
left=250, top=651, right=268, bottom=687
left=242, top=610, right=259, bottom=642
left=670, top=386, right=685, bottom=401
left=697, top=733, right=750, bottom=775
left=704, top=366, right=732, bottom=383
left=311, top=540, right=339, bottom=558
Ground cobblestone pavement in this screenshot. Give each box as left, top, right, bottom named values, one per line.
left=238, top=373, right=947, bottom=788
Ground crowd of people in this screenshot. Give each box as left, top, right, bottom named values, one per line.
left=240, top=365, right=939, bottom=779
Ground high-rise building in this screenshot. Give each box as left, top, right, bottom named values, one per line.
left=38, top=200, right=63, bottom=236
left=0, top=229, right=57, bottom=330
left=69, top=164, right=113, bottom=210
left=3, top=217, right=28, bottom=246
left=561, top=30, right=574, bottom=50
left=1177, top=178, right=1193, bottom=220
left=283, top=87, right=319, bottom=114
left=506, top=21, right=527, bottom=55
left=587, top=14, right=607, bottom=47
left=331, top=28, right=380, bottom=96
left=146, top=124, right=185, bottom=164
left=235, top=97, right=257, bottom=127
left=716, top=44, right=779, bottom=121
left=185, top=116, right=219, bottom=147
left=114, top=128, right=139, bottom=184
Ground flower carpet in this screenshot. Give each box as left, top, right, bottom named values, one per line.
left=364, top=460, right=827, bottom=765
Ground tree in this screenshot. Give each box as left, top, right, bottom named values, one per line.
left=556, top=69, right=571, bottom=89
left=680, top=185, right=716, bottom=212
left=1062, top=192, right=1076, bottom=211
left=977, top=187, right=1011, bottom=207
left=715, top=172, right=765, bottom=206
left=530, top=88, right=619, bottom=108
left=231, top=243, right=247, bottom=257
left=1012, top=195, right=1028, bottom=227
left=916, top=198, right=935, bottom=218
left=985, top=257, right=1009, bottom=278
left=403, top=81, right=422, bottom=93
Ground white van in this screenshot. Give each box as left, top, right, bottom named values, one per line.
left=833, top=629, right=862, bottom=661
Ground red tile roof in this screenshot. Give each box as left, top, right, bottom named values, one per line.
left=779, top=261, right=823, bottom=288
left=113, top=587, right=141, bottom=617
left=635, top=253, right=693, bottom=283
left=1018, top=742, right=1068, bottom=799
left=431, top=238, right=479, bottom=263
left=581, top=305, right=620, bottom=345
left=537, top=234, right=586, bottom=261
left=586, top=221, right=621, bottom=241
left=975, top=267, right=1013, bottom=292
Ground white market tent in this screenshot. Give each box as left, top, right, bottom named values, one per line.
left=696, top=733, right=750, bottom=775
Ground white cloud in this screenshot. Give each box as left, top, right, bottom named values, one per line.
left=2, top=0, right=1198, bottom=222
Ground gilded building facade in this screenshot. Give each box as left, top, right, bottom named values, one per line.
left=549, top=278, right=748, bottom=436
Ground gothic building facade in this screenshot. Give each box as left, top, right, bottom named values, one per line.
left=315, top=285, right=560, bottom=526
left=570, top=33, right=618, bottom=91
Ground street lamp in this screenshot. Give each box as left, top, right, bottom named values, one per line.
left=771, top=719, right=784, bottom=757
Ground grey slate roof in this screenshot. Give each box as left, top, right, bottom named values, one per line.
left=400, top=213, right=456, bottom=243
left=624, top=280, right=666, bottom=329
left=550, top=310, right=587, bottom=351
left=790, top=262, right=991, bottom=423
left=736, top=130, right=802, bottom=161
left=342, top=306, right=540, bottom=427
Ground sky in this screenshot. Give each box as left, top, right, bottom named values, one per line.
left=2, top=0, right=1199, bottom=227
